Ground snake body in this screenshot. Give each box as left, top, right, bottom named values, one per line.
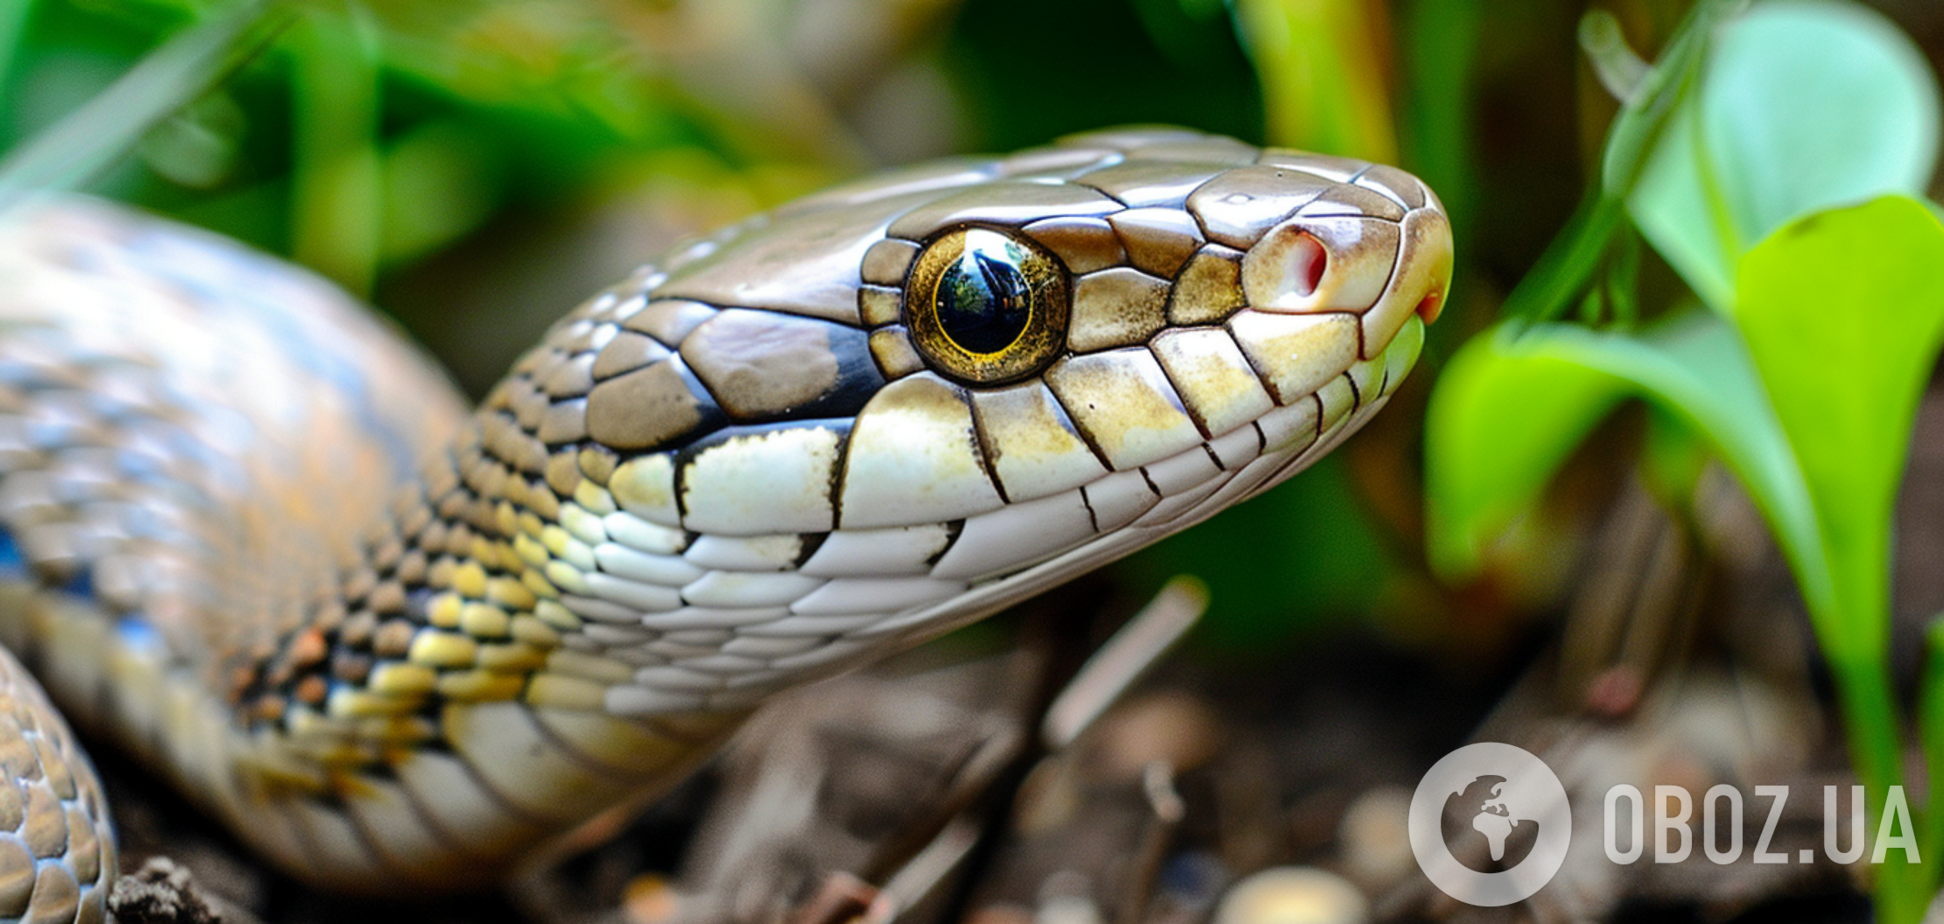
left=0, top=127, right=1449, bottom=917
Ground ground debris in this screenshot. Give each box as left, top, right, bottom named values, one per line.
left=109, top=857, right=232, bottom=924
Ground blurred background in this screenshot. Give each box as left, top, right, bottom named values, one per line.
left=21, top=1, right=1944, bottom=922
left=0, top=0, right=1759, bottom=658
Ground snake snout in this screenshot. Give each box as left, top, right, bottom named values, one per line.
left=1239, top=201, right=1451, bottom=343
left=1206, top=160, right=1452, bottom=359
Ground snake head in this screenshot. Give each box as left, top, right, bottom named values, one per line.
left=501, top=127, right=1453, bottom=705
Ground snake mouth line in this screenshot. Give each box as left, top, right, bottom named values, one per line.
left=1416, top=290, right=1446, bottom=324
left=513, top=312, right=1433, bottom=720
left=848, top=313, right=1429, bottom=673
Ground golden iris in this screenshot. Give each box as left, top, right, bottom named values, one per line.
left=904, top=227, right=1069, bottom=384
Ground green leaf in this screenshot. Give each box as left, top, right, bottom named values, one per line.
left=1425, top=311, right=1822, bottom=604
left=1730, top=200, right=1944, bottom=917
left=1733, top=195, right=1944, bottom=663
left=1631, top=0, right=1940, bottom=310
left=1462, top=195, right=1944, bottom=924
left=1424, top=325, right=1630, bottom=578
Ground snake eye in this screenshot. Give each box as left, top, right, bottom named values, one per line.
left=905, top=227, right=1069, bottom=384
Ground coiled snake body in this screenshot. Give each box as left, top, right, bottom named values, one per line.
left=0, top=127, right=1450, bottom=919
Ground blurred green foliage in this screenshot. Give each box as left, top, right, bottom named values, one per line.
left=1632, top=0, right=1940, bottom=307
left=951, top=0, right=1260, bottom=150
left=1422, top=2, right=1944, bottom=918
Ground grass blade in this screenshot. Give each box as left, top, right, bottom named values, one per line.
left=0, top=1, right=293, bottom=214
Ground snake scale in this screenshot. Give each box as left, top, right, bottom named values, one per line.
left=0, top=126, right=1449, bottom=920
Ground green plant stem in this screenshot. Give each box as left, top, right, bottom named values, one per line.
left=1814, top=433, right=1920, bottom=924
left=1496, top=2, right=1737, bottom=333
left=1501, top=192, right=1626, bottom=331
left=1830, top=654, right=1923, bottom=923
left=1919, top=622, right=1944, bottom=906
left=1598, top=0, right=1744, bottom=198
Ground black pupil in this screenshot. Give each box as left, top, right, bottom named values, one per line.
left=936, top=235, right=1032, bottom=354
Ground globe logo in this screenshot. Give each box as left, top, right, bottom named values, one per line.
left=1409, top=743, right=1572, bottom=906
left=1444, top=774, right=1542, bottom=871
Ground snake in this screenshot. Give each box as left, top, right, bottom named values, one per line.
left=0, top=126, right=1450, bottom=921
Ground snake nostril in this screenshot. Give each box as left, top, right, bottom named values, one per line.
left=1288, top=232, right=1326, bottom=298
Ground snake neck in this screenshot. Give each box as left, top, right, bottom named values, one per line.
left=196, top=406, right=750, bottom=886
left=0, top=201, right=746, bottom=889
left=222, top=275, right=750, bottom=771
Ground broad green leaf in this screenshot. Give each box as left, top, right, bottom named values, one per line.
left=1425, top=312, right=1823, bottom=608
left=1424, top=327, right=1630, bottom=578
left=1733, top=195, right=1944, bottom=663
left=1729, top=201, right=1944, bottom=918
left=1632, top=0, right=1940, bottom=310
